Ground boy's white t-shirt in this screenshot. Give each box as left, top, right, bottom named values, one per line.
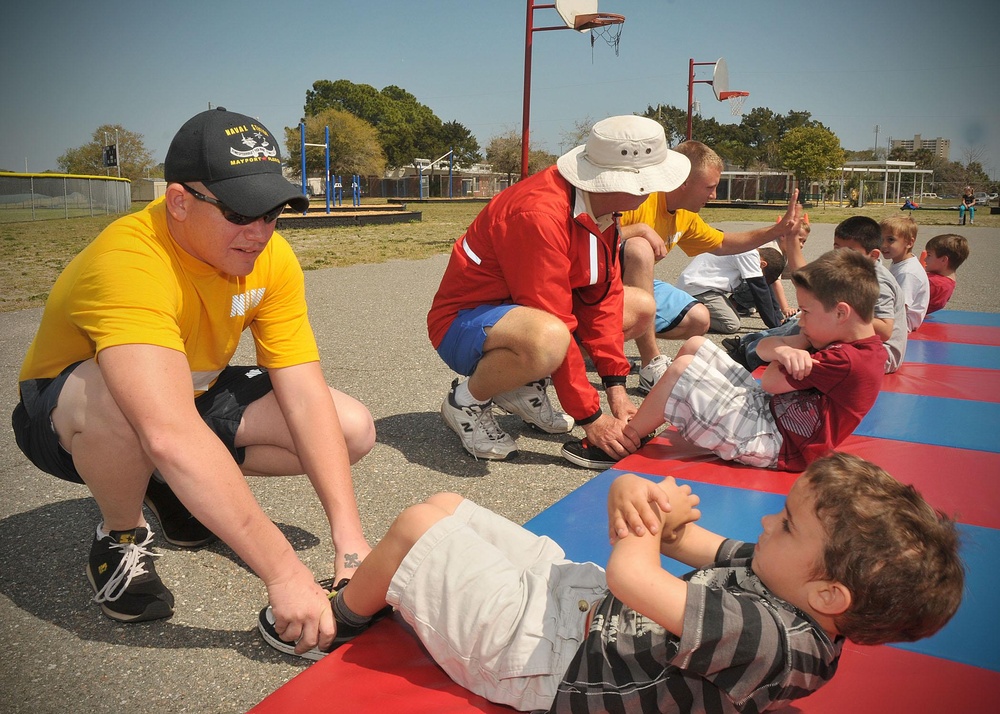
left=888, top=256, right=930, bottom=331
left=677, top=250, right=763, bottom=295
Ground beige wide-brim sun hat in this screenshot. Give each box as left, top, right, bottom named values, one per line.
left=557, top=115, right=691, bottom=195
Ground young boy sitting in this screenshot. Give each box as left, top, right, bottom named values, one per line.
left=604, top=249, right=885, bottom=472
left=923, top=233, right=970, bottom=315
left=880, top=215, right=929, bottom=331
left=675, top=246, right=787, bottom=333
left=725, top=216, right=908, bottom=375
left=257, top=452, right=964, bottom=713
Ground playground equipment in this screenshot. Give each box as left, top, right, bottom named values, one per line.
left=299, top=123, right=331, bottom=214
left=414, top=150, right=456, bottom=200
left=521, top=0, right=624, bottom=179
left=686, top=57, right=750, bottom=140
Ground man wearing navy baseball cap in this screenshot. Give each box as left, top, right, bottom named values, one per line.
left=12, top=107, right=374, bottom=654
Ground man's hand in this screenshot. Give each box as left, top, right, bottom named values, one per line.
left=582, top=413, right=640, bottom=460
left=775, top=189, right=803, bottom=239
left=266, top=567, right=336, bottom=656
left=605, top=383, right=637, bottom=423
left=621, top=223, right=667, bottom=261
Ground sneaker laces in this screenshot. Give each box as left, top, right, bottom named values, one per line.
left=526, top=380, right=557, bottom=422
left=473, top=403, right=507, bottom=439
left=92, top=530, right=160, bottom=604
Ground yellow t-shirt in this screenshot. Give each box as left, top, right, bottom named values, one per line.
left=19, top=198, right=318, bottom=393
left=620, top=193, right=724, bottom=256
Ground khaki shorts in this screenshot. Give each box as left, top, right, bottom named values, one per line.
left=386, top=499, right=607, bottom=712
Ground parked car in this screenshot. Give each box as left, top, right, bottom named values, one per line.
left=919, top=192, right=939, bottom=199
left=974, top=192, right=990, bottom=205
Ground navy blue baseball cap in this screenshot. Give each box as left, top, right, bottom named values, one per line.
left=164, top=107, right=308, bottom=216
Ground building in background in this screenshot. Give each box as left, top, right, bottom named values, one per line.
left=891, top=134, right=951, bottom=161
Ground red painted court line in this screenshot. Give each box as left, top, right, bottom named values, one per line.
left=909, top=321, right=1000, bottom=346
left=617, top=431, right=1000, bottom=530
left=881, top=363, right=1000, bottom=402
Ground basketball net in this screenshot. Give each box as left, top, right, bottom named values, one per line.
left=720, top=91, right=749, bottom=117
left=575, top=13, right=624, bottom=58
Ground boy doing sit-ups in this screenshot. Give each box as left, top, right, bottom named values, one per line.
left=923, top=233, right=970, bottom=315
left=258, top=452, right=963, bottom=713
left=617, top=249, right=886, bottom=472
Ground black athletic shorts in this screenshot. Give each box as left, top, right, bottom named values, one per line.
left=11, top=363, right=273, bottom=484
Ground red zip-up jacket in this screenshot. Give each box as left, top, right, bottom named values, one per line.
left=427, top=165, right=629, bottom=423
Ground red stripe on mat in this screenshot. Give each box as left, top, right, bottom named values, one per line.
left=909, top=321, right=1000, bottom=345
left=881, top=363, right=1000, bottom=402
left=251, top=615, right=516, bottom=713
left=618, top=431, right=1000, bottom=529
left=788, top=642, right=999, bottom=711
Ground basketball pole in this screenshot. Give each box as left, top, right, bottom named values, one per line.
left=522, top=1, right=574, bottom=180
left=686, top=58, right=716, bottom=141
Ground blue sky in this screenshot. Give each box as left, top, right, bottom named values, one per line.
left=3, top=0, right=997, bottom=177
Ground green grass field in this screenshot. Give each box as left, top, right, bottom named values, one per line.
left=1, top=197, right=993, bottom=313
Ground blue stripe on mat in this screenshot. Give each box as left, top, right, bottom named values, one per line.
left=525, top=471, right=773, bottom=574
left=856, top=391, right=1000, bottom=452
left=926, top=310, right=1000, bottom=327
left=904, top=340, right=1000, bottom=368
left=524, top=470, right=999, bottom=672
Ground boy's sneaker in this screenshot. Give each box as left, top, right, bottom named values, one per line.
left=638, top=355, right=671, bottom=395
left=258, top=578, right=382, bottom=661
left=494, top=379, right=574, bottom=434
left=440, top=379, right=518, bottom=460
left=721, top=336, right=752, bottom=371
left=87, top=526, right=175, bottom=623
left=560, top=438, right=619, bottom=470
left=144, top=473, right=217, bottom=548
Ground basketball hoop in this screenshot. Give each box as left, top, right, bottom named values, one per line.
left=574, top=13, right=625, bottom=56
left=720, top=91, right=750, bottom=117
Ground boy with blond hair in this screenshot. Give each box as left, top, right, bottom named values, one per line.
left=881, top=215, right=930, bottom=331
left=258, top=453, right=963, bottom=713
left=924, top=233, right=970, bottom=314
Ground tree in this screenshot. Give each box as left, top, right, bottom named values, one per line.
left=485, top=129, right=556, bottom=183
left=437, top=120, right=482, bottom=169
left=559, top=115, right=596, bottom=154
left=283, top=108, right=386, bottom=179
left=303, top=79, right=446, bottom=169
left=485, top=130, right=522, bottom=184
left=57, top=124, right=156, bottom=183
left=778, top=125, right=845, bottom=199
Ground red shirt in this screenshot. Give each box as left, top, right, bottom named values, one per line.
left=926, top=272, right=956, bottom=315
left=770, top=335, right=885, bottom=471
left=427, top=166, right=629, bottom=422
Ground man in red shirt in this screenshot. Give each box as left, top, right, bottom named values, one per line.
left=427, top=116, right=690, bottom=462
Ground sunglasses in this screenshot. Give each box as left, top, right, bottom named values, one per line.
left=181, top=184, right=285, bottom=225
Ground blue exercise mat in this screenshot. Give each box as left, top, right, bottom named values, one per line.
left=856, top=391, right=1000, bottom=452
left=904, top=340, right=1000, bottom=369
left=925, top=310, right=1000, bottom=327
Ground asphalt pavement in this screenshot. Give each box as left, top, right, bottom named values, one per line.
left=1, top=220, right=997, bottom=713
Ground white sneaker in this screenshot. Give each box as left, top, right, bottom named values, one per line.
left=440, top=379, right=518, bottom=460
left=638, top=355, right=671, bottom=395
left=493, top=379, right=575, bottom=434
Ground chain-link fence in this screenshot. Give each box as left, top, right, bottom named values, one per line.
left=0, top=172, right=131, bottom=223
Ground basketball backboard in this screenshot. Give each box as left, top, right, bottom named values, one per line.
left=555, top=0, right=598, bottom=32
left=712, top=57, right=729, bottom=100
